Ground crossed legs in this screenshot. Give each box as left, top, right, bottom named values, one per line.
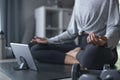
left=30, top=40, right=117, bottom=69
left=64, top=44, right=117, bottom=70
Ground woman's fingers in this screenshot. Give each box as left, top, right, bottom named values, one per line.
left=87, top=33, right=107, bottom=46
left=87, top=32, right=99, bottom=45
left=98, top=36, right=107, bottom=46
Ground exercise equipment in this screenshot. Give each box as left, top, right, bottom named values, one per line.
left=71, top=63, right=80, bottom=80
left=71, top=63, right=120, bottom=80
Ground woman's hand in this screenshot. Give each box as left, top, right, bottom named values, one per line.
left=31, top=36, right=48, bottom=44
left=87, top=32, right=107, bottom=46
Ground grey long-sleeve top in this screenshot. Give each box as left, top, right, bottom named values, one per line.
left=47, top=0, right=120, bottom=49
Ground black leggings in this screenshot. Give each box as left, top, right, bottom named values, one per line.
left=30, top=43, right=77, bottom=64
left=30, top=35, right=118, bottom=69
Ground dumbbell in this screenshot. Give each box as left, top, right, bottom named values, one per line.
left=71, top=63, right=81, bottom=80
left=79, top=74, right=114, bottom=80
left=79, top=74, right=101, bottom=80
left=100, top=65, right=120, bottom=80
left=71, top=63, right=100, bottom=80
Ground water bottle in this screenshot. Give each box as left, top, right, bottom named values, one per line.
left=0, top=31, right=6, bottom=59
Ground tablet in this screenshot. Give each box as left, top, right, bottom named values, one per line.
left=10, top=43, right=38, bottom=71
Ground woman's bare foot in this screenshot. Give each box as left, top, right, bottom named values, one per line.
left=64, top=55, right=79, bottom=64
left=66, top=47, right=81, bottom=58
left=64, top=47, right=81, bottom=64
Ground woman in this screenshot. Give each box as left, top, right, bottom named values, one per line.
left=31, top=0, right=120, bottom=69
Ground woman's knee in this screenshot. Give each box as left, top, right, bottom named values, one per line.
left=78, top=44, right=108, bottom=69
left=85, top=44, right=104, bottom=55
left=83, top=44, right=110, bottom=64
left=30, top=44, right=39, bottom=53
left=30, top=44, right=48, bottom=52
left=30, top=44, right=47, bottom=58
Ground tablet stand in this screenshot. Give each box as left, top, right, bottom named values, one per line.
left=14, top=56, right=29, bottom=70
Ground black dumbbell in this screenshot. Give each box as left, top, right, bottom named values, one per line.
left=79, top=74, right=101, bottom=80
left=103, top=75, right=113, bottom=80
left=71, top=63, right=81, bottom=80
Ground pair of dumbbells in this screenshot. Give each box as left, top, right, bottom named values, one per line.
left=71, top=64, right=120, bottom=80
